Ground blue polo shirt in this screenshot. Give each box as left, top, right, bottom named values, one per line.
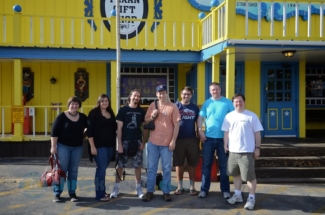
left=199, top=97, right=234, bottom=138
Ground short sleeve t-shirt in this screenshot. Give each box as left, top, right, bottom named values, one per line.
left=116, top=105, right=146, bottom=141
left=199, top=97, right=234, bottom=138
left=175, top=102, right=199, bottom=139
left=221, top=109, right=264, bottom=153
left=145, top=101, right=181, bottom=146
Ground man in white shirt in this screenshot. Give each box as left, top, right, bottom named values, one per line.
left=221, top=94, right=264, bottom=210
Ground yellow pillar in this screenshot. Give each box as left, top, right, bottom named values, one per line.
left=197, top=62, right=206, bottom=105
left=226, top=47, right=235, bottom=99
left=12, top=59, right=23, bottom=141
left=110, top=61, right=117, bottom=114
left=211, top=55, right=220, bottom=83
left=299, top=61, right=306, bottom=138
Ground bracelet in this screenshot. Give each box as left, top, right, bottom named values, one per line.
left=255, top=146, right=261, bottom=149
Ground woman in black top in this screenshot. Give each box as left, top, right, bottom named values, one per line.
left=50, top=96, right=88, bottom=203
left=87, top=94, right=117, bottom=201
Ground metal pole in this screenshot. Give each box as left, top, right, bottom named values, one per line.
left=116, top=0, right=121, bottom=111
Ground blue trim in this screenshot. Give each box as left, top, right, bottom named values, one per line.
left=84, top=0, right=97, bottom=31
left=200, top=41, right=228, bottom=62
left=106, top=63, right=111, bottom=97
left=151, top=0, right=163, bottom=32
left=0, top=47, right=200, bottom=63
left=187, top=0, right=212, bottom=12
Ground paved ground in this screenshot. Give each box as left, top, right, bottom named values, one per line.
left=0, top=158, right=324, bottom=215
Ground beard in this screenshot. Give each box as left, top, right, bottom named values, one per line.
left=133, top=99, right=139, bottom=105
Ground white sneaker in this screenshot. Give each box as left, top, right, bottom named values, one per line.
left=136, top=186, right=144, bottom=198
left=244, top=197, right=255, bottom=210
left=110, top=186, right=119, bottom=198
left=227, top=194, right=243, bottom=204
left=223, top=192, right=231, bottom=199
left=198, top=191, right=206, bottom=198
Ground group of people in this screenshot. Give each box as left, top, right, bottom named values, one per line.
left=50, top=82, right=263, bottom=211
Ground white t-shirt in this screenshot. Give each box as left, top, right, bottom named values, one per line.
left=221, top=110, right=264, bottom=153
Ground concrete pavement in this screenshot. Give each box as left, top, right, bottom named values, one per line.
left=0, top=158, right=324, bottom=215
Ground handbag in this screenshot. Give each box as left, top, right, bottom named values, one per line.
left=144, top=101, right=158, bottom=130
left=40, top=154, right=66, bottom=187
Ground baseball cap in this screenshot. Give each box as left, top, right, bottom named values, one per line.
left=156, top=85, right=167, bottom=92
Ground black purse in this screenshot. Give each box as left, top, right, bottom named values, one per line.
left=144, top=101, right=158, bottom=130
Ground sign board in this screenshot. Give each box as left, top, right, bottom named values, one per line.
left=12, top=106, right=24, bottom=123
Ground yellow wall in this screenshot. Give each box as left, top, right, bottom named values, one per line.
left=0, top=61, right=107, bottom=133
left=177, top=64, right=192, bottom=101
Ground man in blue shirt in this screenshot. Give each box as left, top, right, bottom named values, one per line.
left=173, top=86, right=200, bottom=196
left=197, top=82, right=234, bottom=199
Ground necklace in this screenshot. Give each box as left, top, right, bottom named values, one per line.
left=68, top=111, right=78, bottom=117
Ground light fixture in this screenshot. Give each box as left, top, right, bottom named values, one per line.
left=282, top=50, right=296, bottom=57
left=50, top=76, right=57, bottom=84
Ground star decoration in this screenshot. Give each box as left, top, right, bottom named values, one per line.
left=270, top=111, right=276, bottom=117
left=284, top=111, right=290, bottom=116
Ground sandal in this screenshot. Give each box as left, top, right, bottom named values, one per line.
left=173, top=188, right=184, bottom=195
left=189, top=189, right=198, bottom=196
left=100, top=196, right=110, bottom=202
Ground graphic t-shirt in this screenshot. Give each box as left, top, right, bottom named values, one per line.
left=175, top=102, right=199, bottom=139
left=116, top=105, right=146, bottom=141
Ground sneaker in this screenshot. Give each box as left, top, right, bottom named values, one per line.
left=198, top=191, right=207, bottom=198
left=142, top=192, right=154, bottom=202
left=136, top=186, right=144, bottom=198
left=110, top=186, right=119, bottom=198
left=223, top=192, right=231, bottom=199
left=227, top=194, right=243, bottom=204
left=163, top=193, right=172, bottom=202
left=69, top=193, right=79, bottom=202
left=244, top=197, right=255, bottom=210
left=53, top=194, right=61, bottom=202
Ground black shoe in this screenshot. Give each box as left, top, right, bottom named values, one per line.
left=163, top=193, right=172, bottom=202
left=69, top=193, right=79, bottom=202
left=53, top=195, right=61, bottom=202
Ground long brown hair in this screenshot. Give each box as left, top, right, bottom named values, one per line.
left=94, top=94, right=115, bottom=117
left=127, top=89, right=141, bottom=108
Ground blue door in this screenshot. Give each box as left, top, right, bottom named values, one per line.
left=262, top=63, right=298, bottom=137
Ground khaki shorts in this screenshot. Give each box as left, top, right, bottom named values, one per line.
left=227, top=152, right=256, bottom=182
left=173, top=138, right=200, bottom=167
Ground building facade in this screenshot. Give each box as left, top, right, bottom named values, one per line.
left=0, top=0, right=324, bottom=141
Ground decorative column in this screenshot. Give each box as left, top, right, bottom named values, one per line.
left=211, top=55, right=220, bottom=83
left=197, top=62, right=206, bottom=105
left=226, top=47, right=235, bottom=99
left=110, top=61, right=117, bottom=114
left=12, top=59, right=23, bottom=141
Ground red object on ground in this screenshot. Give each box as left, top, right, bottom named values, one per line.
left=195, top=156, right=219, bottom=182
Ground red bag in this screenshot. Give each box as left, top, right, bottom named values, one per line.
left=40, top=154, right=66, bottom=187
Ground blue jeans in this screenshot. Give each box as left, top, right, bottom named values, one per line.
left=201, top=137, right=230, bottom=193
left=53, top=143, right=83, bottom=196
left=93, top=147, right=114, bottom=200
left=147, top=142, right=172, bottom=193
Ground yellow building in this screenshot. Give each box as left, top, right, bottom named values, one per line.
left=0, top=0, right=324, bottom=142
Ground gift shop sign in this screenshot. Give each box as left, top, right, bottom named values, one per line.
left=100, top=0, right=148, bottom=39
left=12, top=106, right=24, bottom=123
